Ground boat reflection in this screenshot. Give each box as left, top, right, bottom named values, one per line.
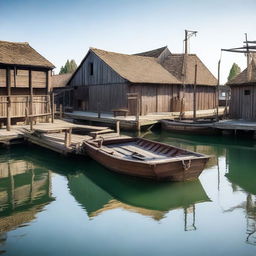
left=0, top=154, right=54, bottom=235
left=68, top=159, right=210, bottom=229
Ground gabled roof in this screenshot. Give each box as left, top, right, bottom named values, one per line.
left=134, top=46, right=168, bottom=58
left=227, top=58, right=256, bottom=85
left=161, top=54, right=217, bottom=86
left=91, top=48, right=181, bottom=84
left=0, top=40, right=55, bottom=69
left=52, top=73, right=73, bottom=88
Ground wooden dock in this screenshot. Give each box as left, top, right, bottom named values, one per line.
left=65, top=107, right=226, bottom=131
left=0, top=119, right=128, bottom=154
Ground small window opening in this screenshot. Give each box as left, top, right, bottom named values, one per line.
left=244, top=90, right=251, bottom=96
left=89, top=62, right=94, bottom=76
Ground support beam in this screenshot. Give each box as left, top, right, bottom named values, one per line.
left=29, top=69, right=33, bottom=130
left=216, top=59, right=221, bottom=121
left=6, top=67, right=11, bottom=131
left=46, top=71, right=50, bottom=122
left=51, top=92, right=55, bottom=123
left=115, top=120, right=120, bottom=135
left=13, top=66, right=17, bottom=88
left=193, top=64, right=198, bottom=121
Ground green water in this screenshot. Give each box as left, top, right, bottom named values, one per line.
left=0, top=131, right=256, bottom=256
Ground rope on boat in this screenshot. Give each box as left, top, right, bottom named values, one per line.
left=182, top=159, right=191, bottom=171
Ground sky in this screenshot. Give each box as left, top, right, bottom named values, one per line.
left=0, top=0, right=255, bottom=84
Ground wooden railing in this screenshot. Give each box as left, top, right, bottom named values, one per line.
left=0, top=94, right=55, bottom=131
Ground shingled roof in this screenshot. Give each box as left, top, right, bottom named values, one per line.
left=91, top=48, right=181, bottom=84
left=161, top=54, right=217, bottom=86
left=227, top=58, right=256, bottom=85
left=0, top=40, right=55, bottom=68
left=52, top=73, right=73, bottom=88
left=134, top=46, right=168, bottom=58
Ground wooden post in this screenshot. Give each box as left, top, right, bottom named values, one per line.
left=51, top=92, right=55, bottom=122
left=46, top=71, right=50, bottom=123
left=59, top=104, right=63, bottom=119
left=29, top=70, right=33, bottom=130
left=25, top=96, right=29, bottom=124
left=216, top=59, right=221, bottom=121
left=225, top=89, right=230, bottom=118
left=64, top=130, right=68, bottom=147
left=136, top=96, right=140, bottom=131
left=6, top=67, right=11, bottom=131
left=68, top=128, right=72, bottom=147
left=116, top=120, right=120, bottom=135
left=245, top=33, right=251, bottom=82
left=193, top=64, right=198, bottom=121
left=184, top=30, right=188, bottom=54
left=97, top=102, right=101, bottom=118
left=13, top=66, right=17, bottom=88
left=46, top=70, right=50, bottom=93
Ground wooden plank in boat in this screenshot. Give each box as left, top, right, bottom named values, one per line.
left=120, top=145, right=164, bottom=159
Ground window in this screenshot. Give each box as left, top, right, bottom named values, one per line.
left=89, top=62, right=94, bottom=76
left=221, top=92, right=226, bottom=97
left=244, top=90, right=251, bottom=96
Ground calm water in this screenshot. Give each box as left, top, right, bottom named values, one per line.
left=0, top=131, right=256, bottom=256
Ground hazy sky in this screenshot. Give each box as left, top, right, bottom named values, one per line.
left=1, top=0, right=255, bottom=83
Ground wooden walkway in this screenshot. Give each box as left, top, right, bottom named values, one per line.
left=65, top=107, right=226, bottom=131
left=0, top=119, right=128, bottom=154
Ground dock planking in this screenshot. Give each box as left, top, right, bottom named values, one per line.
left=0, top=119, right=127, bottom=154
left=65, top=107, right=226, bottom=131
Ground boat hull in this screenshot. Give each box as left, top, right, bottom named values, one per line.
left=84, top=138, right=209, bottom=182
left=161, top=120, right=217, bottom=135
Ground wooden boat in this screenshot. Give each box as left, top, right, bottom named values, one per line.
left=161, top=119, right=217, bottom=135
left=83, top=137, right=210, bottom=181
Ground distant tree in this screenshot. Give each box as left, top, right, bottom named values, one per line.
left=59, top=59, right=77, bottom=74
left=70, top=59, right=77, bottom=72
left=228, top=63, right=241, bottom=82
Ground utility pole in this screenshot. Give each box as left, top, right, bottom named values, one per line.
left=184, top=29, right=198, bottom=55
left=216, top=59, right=221, bottom=121
left=180, top=29, right=198, bottom=119
left=245, top=33, right=251, bottom=81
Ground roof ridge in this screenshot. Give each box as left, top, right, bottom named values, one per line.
left=0, top=40, right=29, bottom=45
left=91, top=47, right=158, bottom=60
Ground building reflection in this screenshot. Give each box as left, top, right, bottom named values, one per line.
left=0, top=157, right=54, bottom=241
left=225, top=147, right=256, bottom=246
left=67, top=160, right=210, bottom=230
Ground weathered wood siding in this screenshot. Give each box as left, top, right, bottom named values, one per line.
left=183, top=85, right=216, bottom=111
left=72, top=84, right=128, bottom=112
left=0, top=95, right=50, bottom=119
left=69, top=51, right=126, bottom=86
left=0, top=68, right=48, bottom=88
left=128, top=84, right=216, bottom=115
left=230, top=85, right=256, bottom=120
left=0, top=69, right=6, bottom=87
left=69, top=51, right=128, bottom=112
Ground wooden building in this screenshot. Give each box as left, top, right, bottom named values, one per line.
left=0, top=40, right=55, bottom=129
left=227, top=57, right=256, bottom=120
left=67, top=46, right=217, bottom=115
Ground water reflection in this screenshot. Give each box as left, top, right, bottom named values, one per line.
left=0, top=150, right=54, bottom=245
left=145, top=131, right=256, bottom=246
left=0, top=132, right=256, bottom=254
left=68, top=159, right=210, bottom=230
left=225, top=147, right=256, bottom=246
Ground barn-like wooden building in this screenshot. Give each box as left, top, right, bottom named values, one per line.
left=227, top=57, right=256, bottom=120
left=67, top=46, right=217, bottom=115
left=0, top=40, right=55, bottom=129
